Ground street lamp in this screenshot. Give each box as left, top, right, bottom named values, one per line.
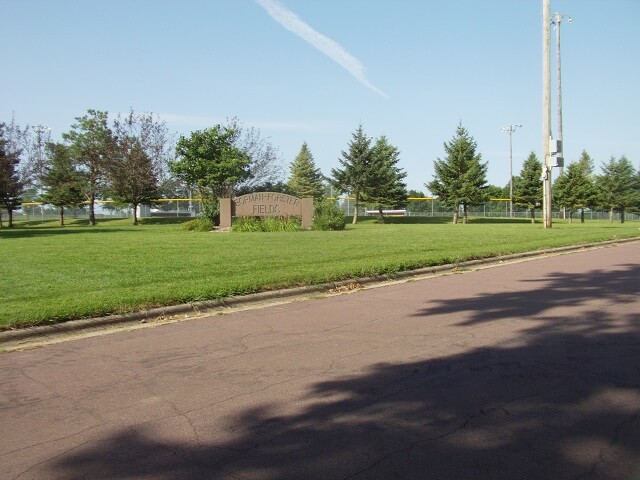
left=501, top=124, right=522, bottom=218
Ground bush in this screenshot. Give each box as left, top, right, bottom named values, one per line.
left=181, top=217, right=214, bottom=232
left=232, top=216, right=302, bottom=232
left=312, top=200, right=346, bottom=231
left=232, top=217, right=263, bottom=232
left=260, top=216, right=302, bottom=232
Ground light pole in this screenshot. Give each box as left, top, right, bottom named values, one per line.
left=542, top=0, right=553, bottom=229
left=552, top=12, right=571, bottom=177
left=501, top=124, right=522, bottom=218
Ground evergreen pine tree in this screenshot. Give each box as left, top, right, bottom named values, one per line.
left=513, top=151, right=543, bottom=223
left=287, top=142, right=325, bottom=200
left=576, top=150, right=595, bottom=176
left=596, top=155, right=638, bottom=223
left=331, top=125, right=373, bottom=224
left=362, top=136, right=408, bottom=222
left=40, top=142, right=85, bottom=227
left=554, top=157, right=597, bottom=223
left=575, top=150, right=598, bottom=222
left=426, top=124, right=488, bottom=224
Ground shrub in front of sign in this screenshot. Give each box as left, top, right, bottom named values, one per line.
left=312, top=200, right=346, bottom=231
left=232, top=216, right=302, bottom=232
left=181, top=218, right=214, bottom=232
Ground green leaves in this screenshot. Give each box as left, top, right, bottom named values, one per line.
left=596, top=155, right=639, bottom=222
left=331, top=126, right=407, bottom=223
left=171, top=125, right=252, bottom=223
left=427, top=123, right=488, bottom=223
left=362, top=135, right=407, bottom=215
left=288, top=142, right=325, bottom=200
left=61, top=110, right=114, bottom=225
left=513, top=151, right=543, bottom=221
left=40, top=142, right=85, bottom=225
left=554, top=157, right=597, bottom=216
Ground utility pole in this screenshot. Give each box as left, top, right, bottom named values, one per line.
left=501, top=124, right=522, bottom=218
left=542, top=0, right=553, bottom=229
left=553, top=12, right=571, bottom=177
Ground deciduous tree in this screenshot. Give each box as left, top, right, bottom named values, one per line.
left=62, top=110, right=114, bottom=226
left=108, top=111, right=168, bottom=225
left=226, top=117, right=284, bottom=191
left=0, top=122, right=23, bottom=228
left=19, top=124, right=52, bottom=199
left=171, top=126, right=251, bottom=224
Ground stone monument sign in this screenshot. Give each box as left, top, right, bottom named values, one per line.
left=219, top=192, right=313, bottom=229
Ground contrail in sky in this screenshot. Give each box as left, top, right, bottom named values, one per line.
left=255, top=0, right=388, bottom=98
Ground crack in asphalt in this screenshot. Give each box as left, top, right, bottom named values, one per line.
left=341, top=380, right=568, bottom=479
left=574, top=409, right=640, bottom=480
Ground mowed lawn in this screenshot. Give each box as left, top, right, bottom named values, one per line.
left=1, top=217, right=638, bottom=328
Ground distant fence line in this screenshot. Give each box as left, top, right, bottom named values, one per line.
left=14, top=198, right=639, bottom=222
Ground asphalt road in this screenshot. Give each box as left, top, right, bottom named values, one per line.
left=1, top=242, right=639, bottom=480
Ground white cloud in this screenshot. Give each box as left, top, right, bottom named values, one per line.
left=255, top=0, right=388, bottom=98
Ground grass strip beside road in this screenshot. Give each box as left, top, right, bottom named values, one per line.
left=1, top=217, right=638, bottom=329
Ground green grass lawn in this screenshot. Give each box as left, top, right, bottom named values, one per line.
left=1, top=216, right=638, bottom=329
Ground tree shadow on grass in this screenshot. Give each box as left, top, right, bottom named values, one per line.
left=468, top=217, right=535, bottom=224
left=354, top=216, right=535, bottom=225
left=47, top=266, right=640, bottom=479
left=0, top=217, right=186, bottom=238
left=140, top=216, right=191, bottom=226
left=0, top=226, right=130, bottom=238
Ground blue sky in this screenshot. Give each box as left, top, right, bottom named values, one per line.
left=2, top=0, right=639, bottom=192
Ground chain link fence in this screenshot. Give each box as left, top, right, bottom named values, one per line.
left=13, top=199, right=640, bottom=222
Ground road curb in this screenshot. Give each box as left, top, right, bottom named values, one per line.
left=2, top=238, right=638, bottom=344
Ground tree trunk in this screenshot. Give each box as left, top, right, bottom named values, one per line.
left=568, top=210, right=573, bottom=224
left=453, top=208, right=458, bottom=224
left=530, top=208, right=536, bottom=224
left=377, top=208, right=385, bottom=224
left=7, top=207, right=14, bottom=228
left=0, top=209, right=3, bottom=228
left=580, top=209, right=585, bottom=223
left=352, top=194, right=359, bottom=224
left=462, top=204, right=468, bottom=224
left=59, top=206, right=65, bottom=227
left=609, top=207, right=614, bottom=222
left=132, top=203, right=139, bottom=226
left=620, top=208, right=625, bottom=224
left=89, top=193, right=96, bottom=226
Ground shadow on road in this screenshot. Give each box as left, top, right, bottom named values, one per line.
left=417, top=262, right=639, bottom=326
left=49, top=265, right=640, bottom=479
